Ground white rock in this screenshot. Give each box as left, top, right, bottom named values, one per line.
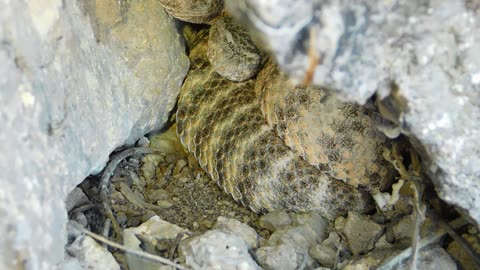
left=226, top=0, right=480, bottom=226
left=259, top=210, right=292, bottom=231
left=214, top=216, right=259, bottom=249
left=290, top=212, right=329, bottom=241
left=343, top=212, right=384, bottom=255
left=258, top=225, right=318, bottom=270
left=124, top=216, right=189, bottom=270
left=256, top=245, right=299, bottom=270
left=65, top=188, right=90, bottom=212
left=180, top=230, right=261, bottom=270
left=0, top=0, right=188, bottom=268
left=66, top=235, right=120, bottom=270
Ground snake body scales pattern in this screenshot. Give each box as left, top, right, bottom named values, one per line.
left=176, top=31, right=389, bottom=220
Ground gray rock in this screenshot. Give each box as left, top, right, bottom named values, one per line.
left=208, top=16, right=263, bottom=82
left=375, top=234, right=393, bottom=249
left=124, top=216, right=189, bottom=270
left=145, top=188, right=170, bottom=202
left=309, top=244, right=337, bottom=268
left=70, top=212, right=89, bottom=229
left=290, top=212, right=330, bottom=241
left=214, top=216, right=259, bottom=249
left=226, top=0, right=480, bottom=226
left=258, top=225, right=318, bottom=270
left=65, top=188, right=90, bottom=212
left=259, top=210, right=292, bottom=231
left=374, top=245, right=457, bottom=270
left=397, top=246, right=457, bottom=270
left=66, top=235, right=120, bottom=270
left=0, top=0, right=188, bottom=268
left=226, top=0, right=480, bottom=227
left=343, top=212, right=384, bottom=255
left=56, top=256, right=84, bottom=270
left=309, top=231, right=342, bottom=268
left=392, top=214, right=415, bottom=242
left=343, top=248, right=402, bottom=270
left=266, top=224, right=317, bottom=248
left=123, top=215, right=189, bottom=243
left=256, top=245, right=302, bottom=270
left=180, top=230, right=261, bottom=270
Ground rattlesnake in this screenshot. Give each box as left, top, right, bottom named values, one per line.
left=176, top=20, right=393, bottom=220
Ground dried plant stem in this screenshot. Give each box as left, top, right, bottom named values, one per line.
left=70, top=222, right=186, bottom=270
left=432, top=212, right=480, bottom=269
left=377, top=217, right=468, bottom=270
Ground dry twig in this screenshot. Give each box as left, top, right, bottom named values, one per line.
left=69, top=222, right=186, bottom=270
left=377, top=217, right=468, bottom=270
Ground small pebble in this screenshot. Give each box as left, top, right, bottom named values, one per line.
left=136, top=136, right=150, bottom=147
left=156, top=200, right=173, bottom=209
left=214, top=216, right=259, bottom=249
left=201, top=220, right=213, bottom=229
left=173, top=159, right=187, bottom=175
left=146, top=188, right=170, bottom=202
left=259, top=211, right=291, bottom=231
left=343, top=212, right=384, bottom=255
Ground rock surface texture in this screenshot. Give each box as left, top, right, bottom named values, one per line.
left=176, top=22, right=393, bottom=220
left=226, top=0, right=480, bottom=225
left=0, top=0, right=188, bottom=269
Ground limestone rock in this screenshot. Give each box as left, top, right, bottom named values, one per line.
left=343, top=248, right=401, bottom=270
left=256, top=245, right=301, bottom=270
left=396, top=246, right=457, bottom=270
left=343, top=212, right=384, bottom=255
left=66, top=235, right=120, bottom=270
left=257, top=225, right=318, bottom=270
left=392, top=214, right=415, bottom=242
left=259, top=211, right=292, bottom=231
left=344, top=246, right=456, bottom=270
left=290, top=212, right=329, bottom=241
left=214, top=216, right=259, bottom=249
left=180, top=230, right=261, bottom=270
left=226, top=0, right=480, bottom=226
left=309, top=231, right=342, bottom=268
left=0, top=0, right=188, bottom=268
left=124, top=216, right=189, bottom=270
left=66, top=188, right=90, bottom=212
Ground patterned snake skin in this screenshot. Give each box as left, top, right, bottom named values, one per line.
left=176, top=30, right=391, bottom=220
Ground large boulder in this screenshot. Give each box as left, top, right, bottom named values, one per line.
left=0, top=0, right=189, bottom=269
left=226, top=0, right=480, bottom=225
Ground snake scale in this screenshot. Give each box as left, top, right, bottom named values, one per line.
left=176, top=25, right=393, bottom=220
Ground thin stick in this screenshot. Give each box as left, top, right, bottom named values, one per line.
left=302, top=28, right=320, bottom=85
left=102, top=218, right=112, bottom=248
left=377, top=217, right=468, bottom=270
left=70, top=223, right=186, bottom=270
left=408, top=181, right=425, bottom=270
left=433, top=212, right=480, bottom=269
left=408, top=149, right=425, bottom=270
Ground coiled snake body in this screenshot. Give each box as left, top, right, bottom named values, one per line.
left=176, top=29, right=392, bottom=220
